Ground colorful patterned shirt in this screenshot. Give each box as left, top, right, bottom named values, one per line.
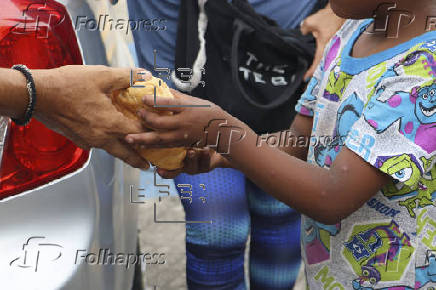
left=295, top=19, right=436, bottom=289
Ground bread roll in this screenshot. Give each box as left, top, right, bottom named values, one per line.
left=111, top=76, right=186, bottom=170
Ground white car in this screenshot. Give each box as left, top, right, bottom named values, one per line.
left=0, top=1, right=142, bottom=289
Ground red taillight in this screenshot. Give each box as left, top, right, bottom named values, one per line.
left=0, top=0, right=89, bottom=199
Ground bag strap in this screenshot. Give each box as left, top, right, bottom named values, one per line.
left=230, top=19, right=307, bottom=109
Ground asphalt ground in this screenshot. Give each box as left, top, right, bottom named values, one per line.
left=138, top=196, right=187, bottom=290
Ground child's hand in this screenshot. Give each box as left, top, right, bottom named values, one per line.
left=156, top=148, right=229, bottom=179
left=125, top=89, right=226, bottom=148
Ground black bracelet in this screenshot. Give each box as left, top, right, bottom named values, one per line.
left=11, top=64, right=37, bottom=126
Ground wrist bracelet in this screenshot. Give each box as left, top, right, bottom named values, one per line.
left=11, top=64, right=37, bottom=126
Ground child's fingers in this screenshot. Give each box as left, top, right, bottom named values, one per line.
left=156, top=168, right=181, bottom=179
left=169, top=89, right=212, bottom=108
left=125, top=130, right=189, bottom=147
left=143, top=94, right=185, bottom=113
left=198, top=149, right=212, bottom=172
left=177, top=149, right=197, bottom=175
left=183, top=148, right=211, bottom=174
left=138, top=109, right=180, bottom=130
left=168, top=88, right=192, bottom=101
left=156, top=149, right=199, bottom=178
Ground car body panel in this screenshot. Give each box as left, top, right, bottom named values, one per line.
left=0, top=1, right=139, bottom=289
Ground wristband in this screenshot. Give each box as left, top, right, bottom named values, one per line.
left=11, top=64, right=37, bottom=126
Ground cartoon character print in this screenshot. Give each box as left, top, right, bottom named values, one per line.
left=352, top=251, right=436, bottom=289
left=365, top=82, right=436, bottom=154
left=400, top=49, right=436, bottom=78
left=377, top=154, right=424, bottom=192
left=413, top=83, right=436, bottom=154
left=323, top=60, right=353, bottom=102
left=324, top=36, right=341, bottom=71
left=364, top=50, right=436, bottom=154
left=302, top=217, right=340, bottom=265
left=352, top=280, right=413, bottom=290
left=377, top=154, right=436, bottom=218
left=414, top=49, right=436, bottom=77
left=297, top=37, right=343, bottom=115
left=343, top=221, right=414, bottom=288
left=366, top=63, right=388, bottom=99
left=396, top=156, right=436, bottom=218
left=421, top=40, right=436, bottom=53
left=416, top=252, right=436, bottom=289
left=314, top=93, right=364, bottom=167
left=297, top=77, right=319, bottom=116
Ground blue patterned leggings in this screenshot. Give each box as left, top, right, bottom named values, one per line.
left=174, top=168, right=301, bottom=290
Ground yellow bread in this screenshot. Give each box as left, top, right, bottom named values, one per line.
left=111, top=77, right=186, bottom=170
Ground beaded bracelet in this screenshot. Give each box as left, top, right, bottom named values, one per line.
left=11, top=64, right=37, bottom=126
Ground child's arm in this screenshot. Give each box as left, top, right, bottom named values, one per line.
left=155, top=113, right=312, bottom=179
left=261, top=114, right=314, bottom=161
left=222, top=114, right=390, bottom=225
left=126, top=92, right=390, bottom=224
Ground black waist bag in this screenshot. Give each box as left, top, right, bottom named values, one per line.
left=174, top=0, right=317, bottom=134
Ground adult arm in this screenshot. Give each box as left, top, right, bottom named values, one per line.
left=0, top=65, right=150, bottom=169
left=301, top=3, right=345, bottom=79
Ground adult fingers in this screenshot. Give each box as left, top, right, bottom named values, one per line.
left=109, top=67, right=152, bottom=91
left=109, top=110, right=144, bottom=135
left=304, top=37, right=324, bottom=80
left=103, top=139, right=150, bottom=169
left=300, top=16, right=317, bottom=35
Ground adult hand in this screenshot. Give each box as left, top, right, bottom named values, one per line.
left=32, top=65, right=151, bottom=169
left=301, top=4, right=345, bottom=80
